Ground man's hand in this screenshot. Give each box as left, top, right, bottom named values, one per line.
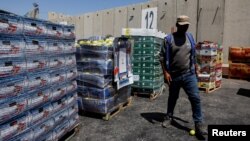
left=164, top=72, right=172, bottom=85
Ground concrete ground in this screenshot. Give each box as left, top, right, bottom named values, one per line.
left=71, top=78, right=250, bottom=141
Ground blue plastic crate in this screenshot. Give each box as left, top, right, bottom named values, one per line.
left=36, top=130, right=54, bottom=141
left=77, top=48, right=113, bottom=60
left=47, top=39, right=64, bottom=55
left=51, top=96, right=68, bottom=114
left=24, top=37, right=47, bottom=56
left=0, top=57, right=26, bottom=78
left=46, top=22, right=64, bottom=39
left=78, top=85, right=115, bottom=100
left=29, top=103, right=53, bottom=125
left=64, top=40, right=76, bottom=53
left=68, top=113, right=79, bottom=130
left=65, top=67, right=77, bottom=81
left=23, top=17, right=47, bottom=36
left=77, top=73, right=112, bottom=88
left=0, top=95, right=27, bottom=124
left=64, top=54, right=76, bottom=68
left=50, top=83, right=67, bottom=101
left=67, top=91, right=78, bottom=106
left=65, top=80, right=77, bottom=95
left=77, top=59, right=113, bottom=75
left=53, top=108, right=69, bottom=126
left=26, top=71, right=50, bottom=91
left=49, top=69, right=67, bottom=86
left=63, top=25, right=75, bottom=39
left=115, top=85, right=131, bottom=106
left=0, top=76, right=26, bottom=101
left=9, top=129, right=34, bottom=141
left=32, top=118, right=55, bottom=141
left=0, top=112, right=29, bottom=141
left=48, top=55, right=65, bottom=70
left=67, top=101, right=78, bottom=117
left=0, top=13, right=23, bottom=35
left=26, top=55, right=48, bottom=73
left=0, top=35, right=25, bottom=58
left=53, top=120, right=69, bottom=140
left=81, top=96, right=115, bottom=114
left=27, top=88, right=51, bottom=110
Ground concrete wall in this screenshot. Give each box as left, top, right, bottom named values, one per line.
left=127, top=4, right=142, bottom=28
left=197, top=0, right=225, bottom=43
left=157, top=0, right=176, bottom=34
left=48, top=0, right=250, bottom=63
left=83, top=13, right=93, bottom=38
left=114, top=7, right=128, bottom=37
left=102, top=9, right=115, bottom=37
left=177, top=0, right=198, bottom=38
left=223, top=0, right=250, bottom=63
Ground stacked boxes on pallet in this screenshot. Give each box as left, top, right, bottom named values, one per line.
left=229, top=47, right=250, bottom=79
left=122, top=28, right=165, bottom=96
left=196, top=41, right=223, bottom=90
left=0, top=11, right=79, bottom=141
left=76, top=37, right=131, bottom=116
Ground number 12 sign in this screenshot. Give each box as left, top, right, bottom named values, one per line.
left=141, top=7, right=157, bottom=29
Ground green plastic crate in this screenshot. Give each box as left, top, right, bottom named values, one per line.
left=133, top=48, right=160, bottom=55
left=132, top=36, right=163, bottom=45
left=134, top=42, right=162, bottom=49
left=132, top=55, right=160, bottom=62
left=132, top=61, right=160, bottom=68
left=132, top=77, right=164, bottom=89
left=139, top=73, right=163, bottom=81
left=132, top=66, right=163, bottom=75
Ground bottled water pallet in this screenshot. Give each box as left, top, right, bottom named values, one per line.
left=80, top=97, right=132, bottom=121
left=58, top=123, right=81, bottom=141
left=199, top=85, right=221, bottom=93
left=132, top=85, right=165, bottom=100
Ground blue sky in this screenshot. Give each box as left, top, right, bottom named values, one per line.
left=1, top=0, right=148, bottom=19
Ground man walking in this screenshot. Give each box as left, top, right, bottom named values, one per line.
left=160, top=15, right=207, bottom=136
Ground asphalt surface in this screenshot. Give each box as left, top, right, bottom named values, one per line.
left=71, top=78, right=250, bottom=141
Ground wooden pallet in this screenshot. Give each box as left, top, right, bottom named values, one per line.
left=59, top=123, right=81, bottom=141
left=199, top=85, right=221, bottom=93
left=133, top=85, right=166, bottom=100
left=103, top=97, right=132, bottom=121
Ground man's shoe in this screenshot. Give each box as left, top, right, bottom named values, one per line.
left=162, top=115, right=172, bottom=128
left=195, top=122, right=208, bottom=135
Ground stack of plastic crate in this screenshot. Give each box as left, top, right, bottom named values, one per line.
left=76, top=37, right=132, bottom=120
left=196, top=41, right=222, bottom=93
left=122, top=28, right=165, bottom=99
left=0, top=10, right=79, bottom=141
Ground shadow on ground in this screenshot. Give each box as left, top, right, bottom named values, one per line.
left=237, top=88, right=250, bottom=98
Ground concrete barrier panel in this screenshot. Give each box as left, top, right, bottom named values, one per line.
left=197, top=0, right=224, bottom=44
left=102, top=9, right=114, bottom=37
left=84, top=13, right=94, bottom=38
left=157, top=0, right=176, bottom=33
left=223, top=0, right=250, bottom=63
left=114, top=7, right=128, bottom=37
left=177, top=0, right=198, bottom=38
left=74, top=15, right=84, bottom=39
left=93, top=11, right=103, bottom=36
left=127, top=4, right=142, bottom=28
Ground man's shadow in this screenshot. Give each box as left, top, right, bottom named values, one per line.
left=141, top=112, right=206, bottom=140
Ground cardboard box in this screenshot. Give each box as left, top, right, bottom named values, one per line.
left=229, top=63, right=242, bottom=77
left=229, top=46, right=243, bottom=61
left=198, top=82, right=215, bottom=88
left=241, top=63, right=250, bottom=78
left=198, top=74, right=215, bottom=82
